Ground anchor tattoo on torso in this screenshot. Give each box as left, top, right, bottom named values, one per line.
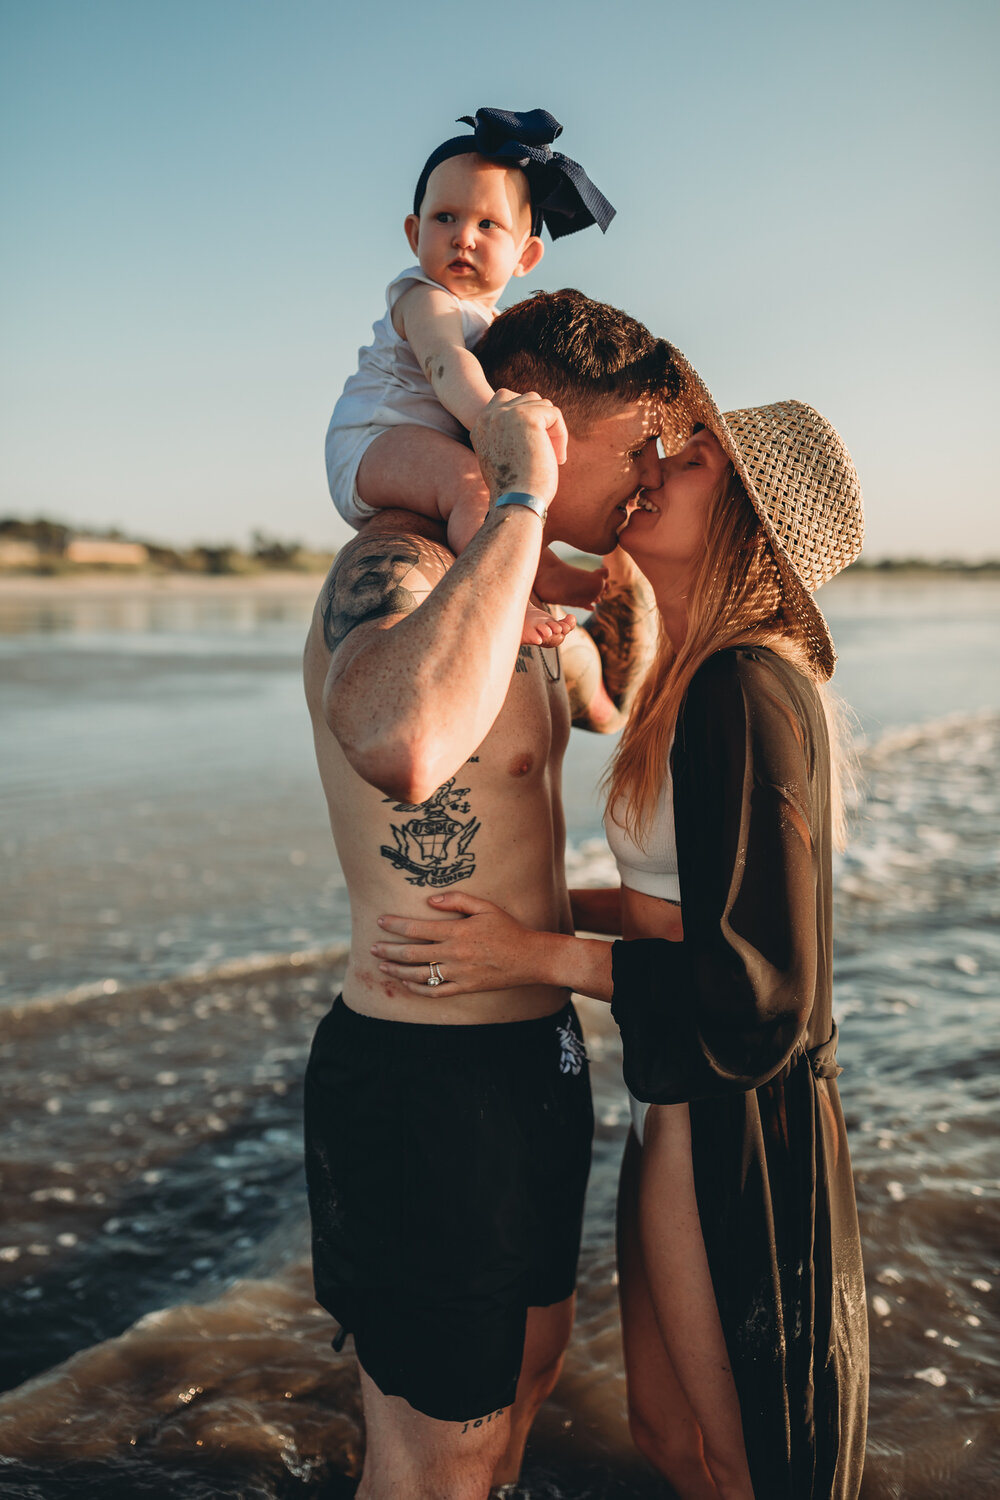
left=380, top=776, right=482, bottom=887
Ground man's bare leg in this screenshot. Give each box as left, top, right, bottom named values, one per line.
left=491, top=1295, right=576, bottom=1489
left=354, top=1298, right=574, bottom=1497
left=356, top=1365, right=510, bottom=1500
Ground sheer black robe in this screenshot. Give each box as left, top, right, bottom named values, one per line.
left=611, top=646, right=868, bottom=1500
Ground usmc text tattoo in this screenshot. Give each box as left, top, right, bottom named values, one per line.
left=380, top=777, right=482, bottom=887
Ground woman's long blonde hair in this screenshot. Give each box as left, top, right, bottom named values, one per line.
left=605, top=466, right=851, bottom=848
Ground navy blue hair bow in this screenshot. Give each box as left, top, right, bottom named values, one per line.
left=412, top=107, right=615, bottom=242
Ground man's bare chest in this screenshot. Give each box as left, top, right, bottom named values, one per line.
left=356, top=645, right=569, bottom=892
left=487, top=642, right=570, bottom=765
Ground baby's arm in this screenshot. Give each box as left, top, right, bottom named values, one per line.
left=393, top=284, right=494, bottom=432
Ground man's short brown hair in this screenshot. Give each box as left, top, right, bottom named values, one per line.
left=476, top=288, right=679, bottom=433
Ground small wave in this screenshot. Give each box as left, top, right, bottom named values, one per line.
left=835, top=710, right=1000, bottom=922
left=5, top=942, right=352, bottom=1021
left=858, top=706, right=1000, bottom=760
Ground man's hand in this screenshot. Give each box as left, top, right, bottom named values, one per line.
left=471, top=390, right=568, bottom=504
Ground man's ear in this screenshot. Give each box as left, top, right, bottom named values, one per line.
left=404, top=214, right=421, bottom=257
left=511, top=236, right=544, bottom=279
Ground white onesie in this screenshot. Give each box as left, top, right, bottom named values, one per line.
left=325, top=266, right=495, bottom=527
left=604, top=760, right=681, bottom=1146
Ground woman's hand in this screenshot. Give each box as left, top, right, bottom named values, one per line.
left=372, top=891, right=552, bottom=996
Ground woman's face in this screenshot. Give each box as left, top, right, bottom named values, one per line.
left=618, top=426, right=731, bottom=578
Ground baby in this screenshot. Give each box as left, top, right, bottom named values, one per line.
left=325, top=107, right=616, bottom=643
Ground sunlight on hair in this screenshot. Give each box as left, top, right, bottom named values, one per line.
left=606, top=468, right=854, bottom=850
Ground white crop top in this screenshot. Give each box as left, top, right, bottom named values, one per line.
left=603, top=766, right=681, bottom=903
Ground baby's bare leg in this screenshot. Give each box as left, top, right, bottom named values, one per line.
left=534, top=548, right=608, bottom=609
left=356, top=427, right=489, bottom=542
left=358, top=427, right=574, bottom=646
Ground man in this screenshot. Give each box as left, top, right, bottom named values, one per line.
left=303, top=290, right=677, bottom=1499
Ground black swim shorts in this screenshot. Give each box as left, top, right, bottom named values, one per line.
left=303, top=995, right=593, bottom=1422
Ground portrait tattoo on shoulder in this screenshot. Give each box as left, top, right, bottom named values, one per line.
left=380, top=777, right=482, bottom=887
left=321, top=535, right=421, bottom=653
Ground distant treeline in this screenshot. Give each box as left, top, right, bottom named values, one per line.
left=842, top=557, right=1000, bottom=574
left=1, top=516, right=997, bottom=577
left=0, top=518, right=333, bottom=576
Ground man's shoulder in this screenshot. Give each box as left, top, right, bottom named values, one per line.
left=312, top=511, right=453, bottom=658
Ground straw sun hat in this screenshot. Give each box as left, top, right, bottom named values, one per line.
left=662, top=350, right=865, bottom=679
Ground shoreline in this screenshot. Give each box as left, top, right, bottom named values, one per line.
left=2, top=564, right=999, bottom=603
left=0, top=570, right=329, bottom=600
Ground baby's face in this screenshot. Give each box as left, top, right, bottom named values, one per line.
left=405, top=155, right=543, bottom=302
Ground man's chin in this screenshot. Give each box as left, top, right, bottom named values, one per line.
left=616, top=526, right=650, bottom=564
left=590, top=522, right=624, bottom=556
left=548, top=525, right=620, bottom=557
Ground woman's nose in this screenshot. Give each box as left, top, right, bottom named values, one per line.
left=637, top=443, right=664, bottom=491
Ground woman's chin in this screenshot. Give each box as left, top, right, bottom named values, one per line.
left=617, top=510, right=657, bottom=558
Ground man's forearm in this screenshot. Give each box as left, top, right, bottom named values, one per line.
left=324, top=392, right=568, bottom=801
left=584, top=550, right=659, bottom=712
left=324, top=506, right=544, bottom=802
left=563, top=549, right=659, bottom=732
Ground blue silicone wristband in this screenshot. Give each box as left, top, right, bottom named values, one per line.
left=493, top=491, right=549, bottom=522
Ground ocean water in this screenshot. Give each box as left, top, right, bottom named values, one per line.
left=0, top=573, right=998, bottom=1498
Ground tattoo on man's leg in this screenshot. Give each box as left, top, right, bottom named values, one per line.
left=460, top=1410, right=506, bottom=1434
left=380, top=777, right=482, bottom=887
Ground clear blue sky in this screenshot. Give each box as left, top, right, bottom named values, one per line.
left=1, top=0, right=996, bottom=558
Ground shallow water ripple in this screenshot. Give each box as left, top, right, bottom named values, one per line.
left=0, top=702, right=998, bottom=1494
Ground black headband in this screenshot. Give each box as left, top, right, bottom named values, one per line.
left=412, top=107, right=615, bottom=242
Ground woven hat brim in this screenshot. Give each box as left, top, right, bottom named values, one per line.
left=660, top=349, right=863, bottom=680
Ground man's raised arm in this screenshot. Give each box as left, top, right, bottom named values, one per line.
left=312, top=393, right=568, bottom=803
left=560, top=548, right=659, bottom=733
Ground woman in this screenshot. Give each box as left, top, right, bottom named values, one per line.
left=371, top=358, right=869, bottom=1500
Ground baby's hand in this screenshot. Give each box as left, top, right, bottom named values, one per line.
left=521, top=605, right=576, bottom=647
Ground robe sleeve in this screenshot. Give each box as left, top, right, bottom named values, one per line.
left=610, top=648, right=826, bottom=1102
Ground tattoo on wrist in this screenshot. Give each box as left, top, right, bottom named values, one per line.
left=321, top=536, right=421, bottom=652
